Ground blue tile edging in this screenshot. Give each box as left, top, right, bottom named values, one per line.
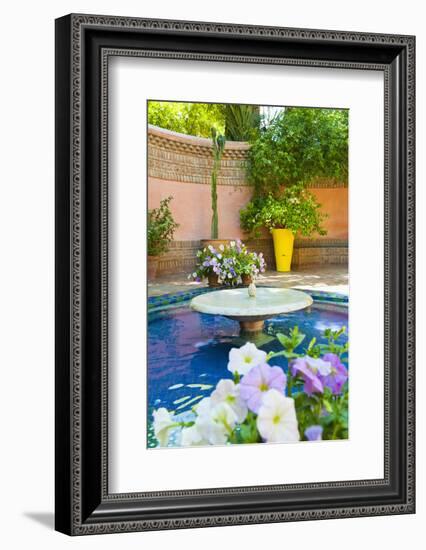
left=147, top=286, right=213, bottom=313
left=147, top=286, right=348, bottom=314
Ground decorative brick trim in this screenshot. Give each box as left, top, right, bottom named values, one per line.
left=148, top=125, right=347, bottom=188
left=148, top=125, right=250, bottom=186
left=292, top=247, right=348, bottom=266
left=307, top=178, right=348, bottom=189
left=148, top=125, right=250, bottom=156
left=294, top=238, right=349, bottom=248
left=156, top=238, right=348, bottom=274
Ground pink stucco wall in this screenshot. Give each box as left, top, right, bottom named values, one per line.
left=148, top=177, right=253, bottom=240
left=148, top=178, right=348, bottom=241
left=311, top=187, right=348, bottom=240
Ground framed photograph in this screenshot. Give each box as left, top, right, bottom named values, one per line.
left=55, top=14, right=415, bottom=535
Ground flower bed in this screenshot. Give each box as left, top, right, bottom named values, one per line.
left=152, top=325, right=348, bottom=446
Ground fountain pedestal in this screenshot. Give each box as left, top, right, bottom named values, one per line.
left=190, top=287, right=313, bottom=333
left=238, top=320, right=265, bottom=332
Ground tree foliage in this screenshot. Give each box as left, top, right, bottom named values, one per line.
left=224, top=104, right=260, bottom=141
left=248, top=107, right=348, bottom=196
left=148, top=101, right=262, bottom=140
left=147, top=101, right=225, bottom=137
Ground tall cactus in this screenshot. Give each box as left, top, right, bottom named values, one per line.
left=210, top=127, right=226, bottom=239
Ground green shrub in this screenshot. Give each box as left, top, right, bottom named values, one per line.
left=147, top=197, right=179, bottom=256
left=248, top=107, right=348, bottom=196
left=240, top=184, right=327, bottom=237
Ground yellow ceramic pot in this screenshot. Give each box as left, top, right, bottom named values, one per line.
left=271, top=228, right=294, bottom=272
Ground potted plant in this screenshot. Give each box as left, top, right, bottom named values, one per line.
left=240, top=184, right=327, bottom=272
left=147, top=196, right=179, bottom=281
left=233, top=244, right=266, bottom=286
left=241, top=107, right=347, bottom=271
left=190, top=240, right=266, bottom=287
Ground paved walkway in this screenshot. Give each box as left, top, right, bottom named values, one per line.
left=148, top=265, right=348, bottom=297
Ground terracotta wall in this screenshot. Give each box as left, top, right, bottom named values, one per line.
left=147, top=125, right=348, bottom=242
left=148, top=177, right=252, bottom=241
left=310, top=187, right=348, bottom=240
left=148, top=178, right=348, bottom=241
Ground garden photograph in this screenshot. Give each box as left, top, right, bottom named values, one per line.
left=146, top=101, right=349, bottom=449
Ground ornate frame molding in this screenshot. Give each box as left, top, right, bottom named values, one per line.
left=55, top=14, right=415, bottom=535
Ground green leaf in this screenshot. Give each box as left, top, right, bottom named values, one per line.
left=323, top=400, right=333, bottom=414
left=276, top=332, right=291, bottom=348
left=268, top=350, right=300, bottom=360
left=307, top=337, right=316, bottom=351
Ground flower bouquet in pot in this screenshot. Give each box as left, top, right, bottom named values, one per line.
left=152, top=325, right=348, bottom=447
left=240, top=184, right=327, bottom=272
left=233, top=245, right=266, bottom=286
left=190, top=240, right=266, bottom=287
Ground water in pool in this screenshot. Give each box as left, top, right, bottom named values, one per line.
left=147, top=301, right=348, bottom=446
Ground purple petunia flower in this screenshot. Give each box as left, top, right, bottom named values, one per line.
left=240, top=363, right=287, bottom=413
left=305, top=425, right=323, bottom=441
left=290, top=357, right=324, bottom=395
left=320, top=353, right=348, bottom=395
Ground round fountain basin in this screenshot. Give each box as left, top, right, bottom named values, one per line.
left=190, top=287, right=313, bottom=330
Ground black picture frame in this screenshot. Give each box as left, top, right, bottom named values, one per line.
left=55, top=13, right=415, bottom=535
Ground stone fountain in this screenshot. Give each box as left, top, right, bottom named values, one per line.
left=190, top=284, right=313, bottom=333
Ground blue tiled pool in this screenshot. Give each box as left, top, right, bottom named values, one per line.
left=147, top=288, right=348, bottom=446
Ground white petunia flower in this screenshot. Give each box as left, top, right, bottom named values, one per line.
left=256, top=390, right=300, bottom=443
left=180, top=425, right=209, bottom=447
left=195, top=400, right=237, bottom=445
left=227, top=342, right=267, bottom=376
left=152, top=408, right=176, bottom=447
left=305, top=356, right=332, bottom=376
left=210, top=379, right=248, bottom=423
left=194, top=397, right=212, bottom=416
left=230, top=241, right=236, bottom=247
left=219, top=244, right=225, bottom=251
